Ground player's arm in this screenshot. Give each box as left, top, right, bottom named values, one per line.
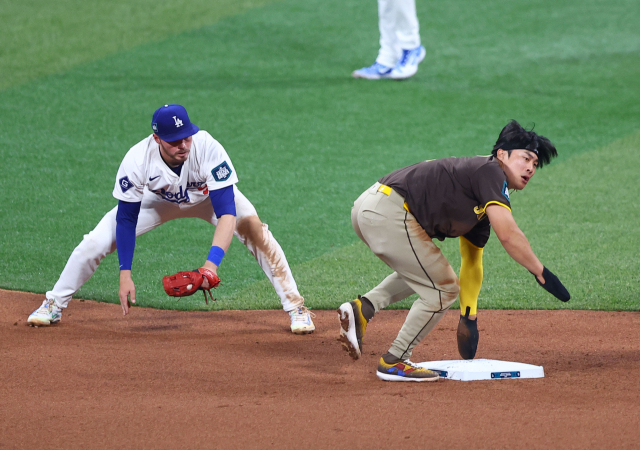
left=116, top=200, right=141, bottom=316
left=485, top=204, right=543, bottom=279
left=486, top=204, right=570, bottom=301
left=201, top=186, right=237, bottom=284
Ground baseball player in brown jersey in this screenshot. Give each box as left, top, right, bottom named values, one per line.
left=338, top=120, right=570, bottom=381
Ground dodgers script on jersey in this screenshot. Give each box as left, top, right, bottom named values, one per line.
left=113, top=130, right=238, bottom=205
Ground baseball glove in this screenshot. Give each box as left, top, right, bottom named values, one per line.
left=457, top=307, right=479, bottom=360
left=162, top=268, right=220, bottom=304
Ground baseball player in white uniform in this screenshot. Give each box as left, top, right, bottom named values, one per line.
left=28, top=104, right=315, bottom=334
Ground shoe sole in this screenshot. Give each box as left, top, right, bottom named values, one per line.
left=291, top=327, right=315, bottom=335
left=352, top=71, right=392, bottom=80
left=337, top=303, right=361, bottom=360
left=27, top=317, right=59, bottom=327
left=376, top=371, right=440, bottom=382
left=389, top=69, right=418, bottom=80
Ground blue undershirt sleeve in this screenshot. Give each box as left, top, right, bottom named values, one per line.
left=116, top=200, right=141, bottom=271
left=209, top=185, right=236, bottom=218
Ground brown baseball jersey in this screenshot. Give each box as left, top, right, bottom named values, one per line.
left=379, top=156, right=511, bottom=248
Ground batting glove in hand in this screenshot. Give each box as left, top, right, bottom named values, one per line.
left=457, top=307, right=479, bottom=360
left=162, top=268, right=220, bottom=304
left=535, top=266, right=570, bottom=302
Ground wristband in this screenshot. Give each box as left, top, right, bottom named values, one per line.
left=207, top=246, right=225, bottom=267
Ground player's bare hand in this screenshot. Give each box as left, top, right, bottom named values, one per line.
left=119, top=270, right=136, bottom=316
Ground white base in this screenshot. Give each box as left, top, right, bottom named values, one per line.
left=415, top=359, right=544, bottom=381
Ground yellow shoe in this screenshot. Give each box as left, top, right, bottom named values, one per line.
left=376, top=357, right=440, bottom=382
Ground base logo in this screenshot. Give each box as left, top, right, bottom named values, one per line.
left=491, top=371, right=521, bottom=379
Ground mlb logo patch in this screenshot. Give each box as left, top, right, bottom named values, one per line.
left=119, top=176, right=132, bottom=193
left=152, top=122, right=158, bottom=132
left=212, top=162, right=232, bottom=182
left=501, top=180, right=510, bottom=201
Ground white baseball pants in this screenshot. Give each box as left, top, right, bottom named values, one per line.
left=46, top=186, right=304, bottom=312
left=376, top=0, right=421, bottom=68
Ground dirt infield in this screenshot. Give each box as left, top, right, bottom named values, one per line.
left=2, top=289, right=639, bottom=449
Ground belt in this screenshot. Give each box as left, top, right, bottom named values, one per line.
left=377, top=184, right=411, bottom=213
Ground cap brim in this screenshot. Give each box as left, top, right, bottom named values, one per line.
left=157, top=124, right=199, bottom=142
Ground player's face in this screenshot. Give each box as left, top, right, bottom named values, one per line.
left=154, top=134, right=193, bottom=167
left=497, top=149, right=538, bottom=190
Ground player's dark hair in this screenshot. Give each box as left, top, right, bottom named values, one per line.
left=492, top=120, right=557, bottom=168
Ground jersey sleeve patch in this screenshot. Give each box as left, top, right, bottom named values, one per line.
left=119, top=176, right=133, bottom=193
left=502, top=180, right=510, bottom=202
left=211, top=162, right=232, bottom=182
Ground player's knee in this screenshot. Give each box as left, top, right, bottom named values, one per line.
left=441, top=278, right=460, bottom=307
left=236, top=215, right=265, bottom=241
left=79, top=233, right=113, bottom=258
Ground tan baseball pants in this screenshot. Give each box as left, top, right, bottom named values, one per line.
left=352, top=182, right=460, bottom=360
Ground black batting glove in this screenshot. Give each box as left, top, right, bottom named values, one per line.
left=535, top=266, right=571, bottom=302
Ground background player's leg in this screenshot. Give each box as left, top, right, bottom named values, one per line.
left=394, top=0, right=420, bottom=51
left=45, top=194, right=179, bottom=309
left=387, top=0, right=424, bottom=80
left=376, top=0, right=400, bottom=67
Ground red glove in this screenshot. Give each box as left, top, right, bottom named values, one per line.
left=162, top=268, right=220, bottom=304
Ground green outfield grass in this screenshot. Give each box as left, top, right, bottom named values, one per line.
left=1, top=0, right=638, bottom=312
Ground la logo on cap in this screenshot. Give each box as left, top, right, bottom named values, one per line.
left=151, top=104, right=199, bottom=142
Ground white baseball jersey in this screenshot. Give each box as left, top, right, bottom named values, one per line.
left=113, top=130, right=238, bottom=205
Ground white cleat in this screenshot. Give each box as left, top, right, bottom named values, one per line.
left=28, top=298, right=63, bottom=326
left=289, top=306, right=315, bottom=335
left=337, top=299, right=368, bottom=360
left=389, top=45, right=426, bottom=80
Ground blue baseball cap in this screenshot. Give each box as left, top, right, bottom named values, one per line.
left=151, top=104, right=200, bottom=142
